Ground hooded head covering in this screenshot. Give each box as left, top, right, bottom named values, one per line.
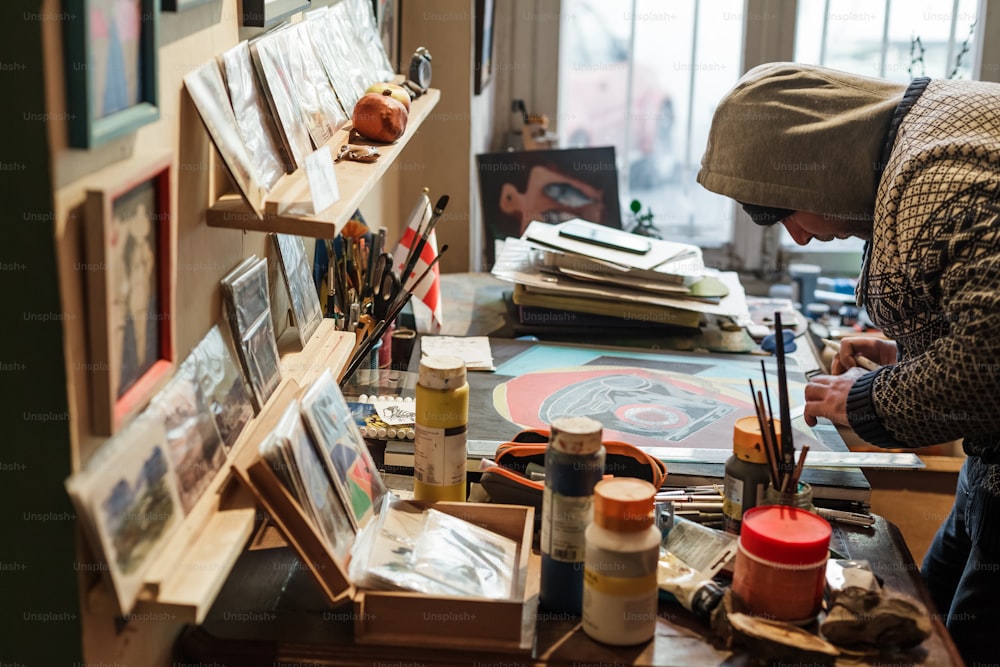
left=697, top=62, right=907, bottom=224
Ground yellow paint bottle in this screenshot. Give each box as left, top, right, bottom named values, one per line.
left=413, top=355, right=468, bottom=502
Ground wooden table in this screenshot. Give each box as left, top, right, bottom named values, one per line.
left=176, top=515, right=962, bottom=667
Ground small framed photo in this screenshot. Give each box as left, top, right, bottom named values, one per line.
left=64, top=0, right=160, bottom=148
left=85, top=155, right=175, bottom=436
left=300, top=369, right=387, bottom=530
left=242, top=0, right=311, bottom=28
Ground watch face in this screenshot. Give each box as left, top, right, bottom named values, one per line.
left=410, top=54, right=432, bottom=89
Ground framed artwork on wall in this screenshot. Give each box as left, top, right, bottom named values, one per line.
left=474, top=0, right=495, bottom=95
left=84, top=155, right=175, bottom=435
left=242, top=0, right=311, bottom=28
left=161, top=0, right=215, bottom=11
left=374, top=0, right=399, bottom=73
left=63, top=0, right=160, bottom=148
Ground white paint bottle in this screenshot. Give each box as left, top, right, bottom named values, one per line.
left=582, top=477, right=660, bottom=646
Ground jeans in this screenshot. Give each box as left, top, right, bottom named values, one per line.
left=921, top=456, right=1000, bottom=667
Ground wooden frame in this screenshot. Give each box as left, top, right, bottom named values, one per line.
left=242, top=0, right=311, bottom=28
left=64, top=0, right=160, bottom=148
left=162, top=0, right=215, bottom=11
left=84, top=155, right=175, bottom=435
left=473, top=0, right=495, bottom=95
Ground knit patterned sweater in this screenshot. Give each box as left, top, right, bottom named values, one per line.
left=850, top=78, right=1000, bottom=493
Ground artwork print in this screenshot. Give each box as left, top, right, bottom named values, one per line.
left=152, top=371, right=226, bottom=514
left=476, top=147, right=622, bottom=267
left=472, top=340, right=836, bottom=455
left=65, top=0, right=159, bottom=147
left=180, top=326, right=254, bottom=451
left=281, top=402, right=356, bottom=561
left=85, top=155, right=174, bottom=436
left=301, top=370, right=386, bottom=530
left=111, top=178, right=160, bottom=398
left=65, top=417, right=183, bottom=615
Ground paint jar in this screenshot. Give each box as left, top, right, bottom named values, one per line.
left=582, top=477, right=660, bottom=646
left=723, top=416, right=778, bottom=535
left=540, top=415, right=605, bottom=616
left=764, top=481, right=815, bottom=513
left=731, top=505, right=831, bottom=624
left=413, top=355, right=468, bottom=502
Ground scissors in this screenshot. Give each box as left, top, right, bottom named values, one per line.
left=371, top=252, right=401, bottom=321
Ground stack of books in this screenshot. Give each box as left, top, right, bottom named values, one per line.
left=491, top=220, right=751, bottom=333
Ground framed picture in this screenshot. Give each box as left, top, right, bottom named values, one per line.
left=85, top=155, right=175, bottom=436
left=242, top=0, right=311, bottom=28
left=64, top=0, right=160, bottom=148
left=475, top=146, right=622, bottom=267
left=161, top=0, right=214, bottom=10
left=474, top=0, right=495, bottom=95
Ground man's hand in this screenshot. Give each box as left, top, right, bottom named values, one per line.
left=804, top=367, right=870, bottom=427
left=831, top=337, right=897, bottom=374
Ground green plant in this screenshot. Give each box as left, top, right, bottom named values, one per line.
left=626, top=199, right=661, bottom=238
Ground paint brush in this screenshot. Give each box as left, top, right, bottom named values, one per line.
left=401, top=195, right=449, bottom=288
left=339, top=245, right=449, bottom=385
left=823, top=339, right=882, bottom=371
left=773, top=311, right=794, bottom=476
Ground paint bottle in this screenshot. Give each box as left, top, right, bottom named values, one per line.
left=731, top=505, right=832, bottom=624
left=540, top=415, right=605, bottom=616
left=413, top=355, right=468, bottom=502
left=723, top=415, right=778, bottom=535
left=582, top=477, right=661, bottom=645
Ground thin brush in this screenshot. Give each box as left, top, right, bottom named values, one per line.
left=773, top=311, right=794, bottom=475
left=401, top=195, right=449, bottom=287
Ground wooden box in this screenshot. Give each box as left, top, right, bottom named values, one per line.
left=232, top=401, right=539, bottom=653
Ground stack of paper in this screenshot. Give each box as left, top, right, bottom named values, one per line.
left=491, top=220, right=751, bottom=331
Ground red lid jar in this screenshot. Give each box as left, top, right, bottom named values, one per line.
left=731, top=505, right=831, bottom=624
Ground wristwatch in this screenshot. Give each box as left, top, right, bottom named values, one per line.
left=408, top=47, right=432, bottom=90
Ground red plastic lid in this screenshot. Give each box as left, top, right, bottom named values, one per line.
left=739, top=506, right=831, bottom=564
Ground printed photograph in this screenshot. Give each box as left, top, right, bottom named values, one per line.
left=300, top=370, right=386, bottom=530
left=181, top=326, right=254, bottom=451
left=152, top=371, right=226, bottom=514
left=65, top=417, right=183, bottom=615
left=242, top=313, right=282, bottom=408
left=280, top=401, right=356, bottom=561
left=274, top=233, right=323, bottom=346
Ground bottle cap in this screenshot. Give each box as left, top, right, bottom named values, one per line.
left=549, top=415, right=603, bottom=455
left=593, top=478, right=656, bottom=532
left=733, top=415, right=780, bottom=464
left=418, top=355, right=466, bottom=390
left=739, top=505, right=831, bottom=564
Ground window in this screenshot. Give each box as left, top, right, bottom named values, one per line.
left=556, top=0, right=992, bottom=273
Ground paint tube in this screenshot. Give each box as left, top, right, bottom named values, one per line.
left=658, top=515, right=739, bottom=623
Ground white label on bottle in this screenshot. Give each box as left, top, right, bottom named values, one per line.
left=540, top=487, right=592, bottom=562
left=583, top=545, right=658, bottom=644
left=413, top=423, right=467, bottom=486
left=723, top=475, right=745, bottom=520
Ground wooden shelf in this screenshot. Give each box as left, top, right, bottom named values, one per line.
left=122, top=321, right=355, bottom=623
left=206, top=89, right=440, bottom=238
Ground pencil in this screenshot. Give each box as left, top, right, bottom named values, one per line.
left=823, top=339, right=882, bottom=371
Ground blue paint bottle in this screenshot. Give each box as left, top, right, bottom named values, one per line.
left=540, top=416, right=606, bottom=615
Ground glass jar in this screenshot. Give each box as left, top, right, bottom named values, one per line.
left=764, top=481, right=814, bottom=512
